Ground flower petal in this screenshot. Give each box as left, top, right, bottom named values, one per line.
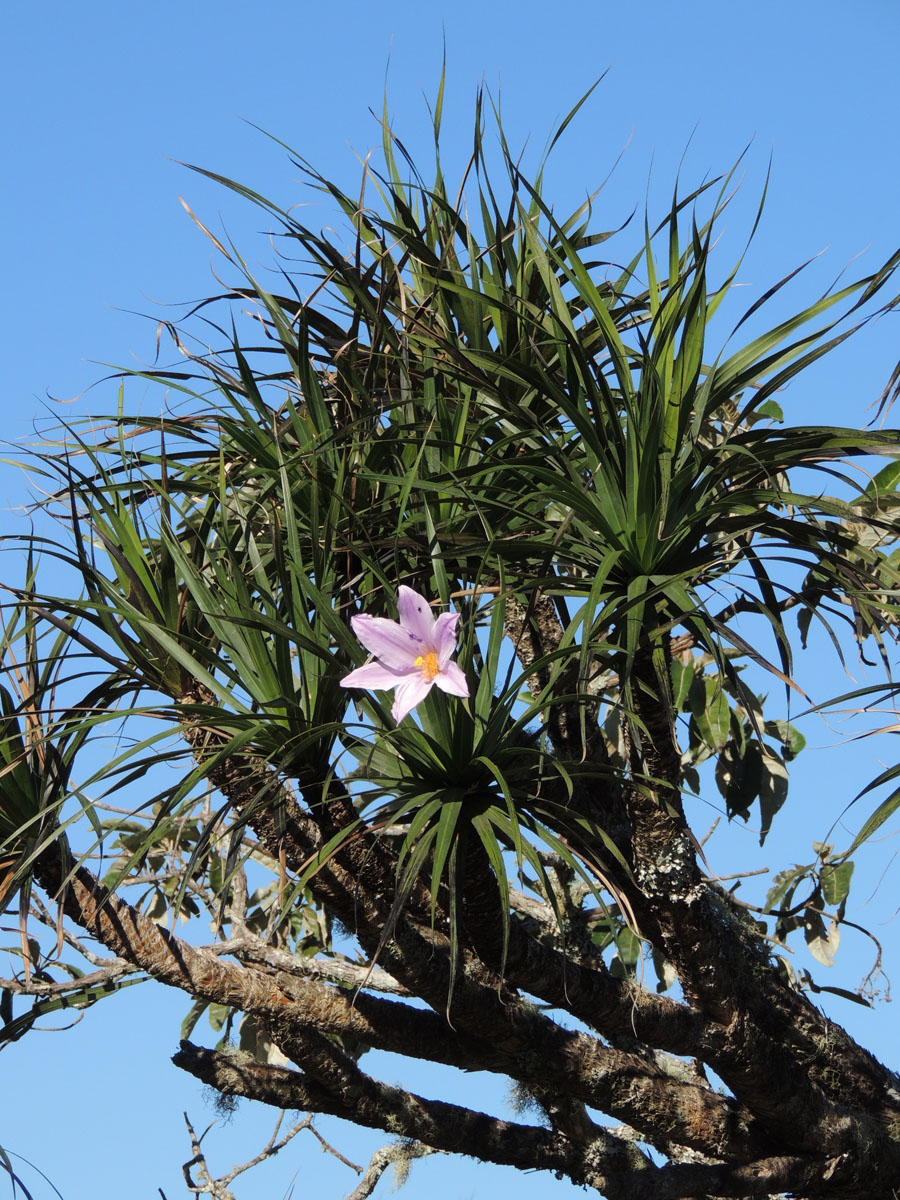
left=340, top=662, right=411, bottom=690
left=434, top=661, right=469, bottom=698
left=432, top=611, right=461, bottom=666
left=396, top=586, right=437, bottom=645
left=391, top=673, right=434, bottom=722
left=349, top=613, right=425, bottom=669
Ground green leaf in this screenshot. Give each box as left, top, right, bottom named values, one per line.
left=848, top=785, right=900, bottom=854
left=765, top=863, right=811, bottom=913
left=610, top=927, right=643, bottom=978
left=715, top=741, right=763, bottom=821
left=862, top=458, right=900, bottom=501
left=821, top=860, right=854, bottom=907
left=181, top=999, right=209, bottom=1040
left=669, top=655, right=694, bottom=711
left=0, top=976, right=146, bottom=1046
left=756, top=399, right=784, bottom=421
left=765, top=719, right=806, bottom=760
left=758, top=752, right=789, bottom=845
left=207, top=1003, right=231, bottom=1033
left=690, top=676, right=731, bottom=753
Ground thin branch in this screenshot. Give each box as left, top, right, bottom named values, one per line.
left=0, top=959, right=136, bottom=997
left=306, top=1124, right=365, bottom=1175
left=181, top=1109, right=311, bottom=1198
left=211, top=935, right=411, bottom=996
left=341, top=1142, right=437, bottom=1200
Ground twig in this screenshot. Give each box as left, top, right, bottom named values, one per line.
left=181, top=1109, right=318, bottom=1198
left=306, top=1123, right=364, bottom=1174
left=210, top=935, right=411, bottom=996
left=712, top=868, right=769, bottom=882
left=0, top=960, right=136, bottom=997
left=341, top=1142, right=437, bottom=1200
left=700, top=817, right=720, bottom=848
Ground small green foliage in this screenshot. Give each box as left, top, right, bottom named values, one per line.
left=609, top=927, right=644, bottom=979
left=207, top=1003, right=232, bottom=1034
left=689, top=676, right=731, bottom=756
left=821, top=860, right=854, bottom=907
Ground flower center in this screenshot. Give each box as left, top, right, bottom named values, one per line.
left=414, top=651, right=440, bottom=681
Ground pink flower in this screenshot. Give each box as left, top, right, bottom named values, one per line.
left=340, top=586, right=470, bottom=722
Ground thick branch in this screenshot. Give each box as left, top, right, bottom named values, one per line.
left=33, top=836, right=776, bottom=1167
left=174, top=1041, right=890, bottom=1198
left=172, top=1039, right=649, bottom=1188
left=599, top=1150, right=856, bottom=1200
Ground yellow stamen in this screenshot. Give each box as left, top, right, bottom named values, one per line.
left=414, top=651, right=440, bottom=681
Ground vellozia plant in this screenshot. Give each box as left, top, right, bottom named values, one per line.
left=3, top=73, right=900, bottom=1200
left=340, top=585, right=469, bottom=721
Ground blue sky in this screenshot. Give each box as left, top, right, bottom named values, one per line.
left=3, top=1, right=900, bottom=1197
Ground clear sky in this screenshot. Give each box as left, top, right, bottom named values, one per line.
left=2, top=2, right=900, bottom=1197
